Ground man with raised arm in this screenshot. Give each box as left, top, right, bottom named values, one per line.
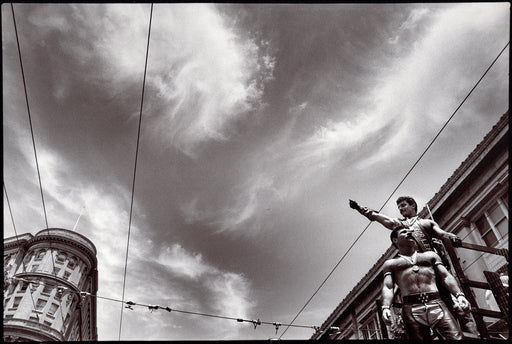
left=381, top=227, right=469, bottom=339
left=350, top=196, right=461, bottom=250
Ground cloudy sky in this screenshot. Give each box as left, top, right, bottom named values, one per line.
left=2, top=3, right=509, bottom=340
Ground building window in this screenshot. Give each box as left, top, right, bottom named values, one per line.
left=42, top=284, right=53, bottom=295
left=19, top=281, right=28, bottom=292
left=34, top=250, right=46, bottom=261
left=360, top=314, right=381, bottom=339
left=36, top=299, right=47, bottom=311
left=63, top=271, right=71, bottom=281
left=13, top=296, right=22, bottom=308
left=67, top=258, right=77, bottom=270
left=53, top=267, right=61, bottom=276
left=47, top=303, right=59, bottom=316
left=475, top=199, right=508, bottom=247
left=31, top=264, right=39, bottom=272
left=43, top=320, right=52, bottom=326
left=56, top=252, right=66, bottom=264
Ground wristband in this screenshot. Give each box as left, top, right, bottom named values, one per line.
left=454, top=292, right=465, bottom=298
left=381, top=305, right=390, bottom=310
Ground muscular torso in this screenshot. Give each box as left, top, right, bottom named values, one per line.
left=384, top=251, right=439, bottom=296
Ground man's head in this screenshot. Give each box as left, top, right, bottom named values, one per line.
left=396, top=196, right=417, bottom=218
left=390, top=227, right=416, bottom=250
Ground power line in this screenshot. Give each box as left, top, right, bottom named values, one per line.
left=279, top=41, right=510, bottom=339
left=10, top=3, right=59, bottom=281
left=19, top=274, right=507, bottom=338
left=119, top=3, right=154, bottom=340
left=10, top=3, right=49, bottom=231
left=6, top=275, right=377, bottom=336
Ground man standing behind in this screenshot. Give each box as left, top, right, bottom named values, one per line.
left=381, top=227, right=469, bottom=339
left=350, top=196, right=461, bottom=250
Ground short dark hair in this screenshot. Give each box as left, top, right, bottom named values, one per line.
left=396, top=196, right=417, bottom=212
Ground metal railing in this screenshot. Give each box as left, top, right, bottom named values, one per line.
left=441, top=237, right=509, bottom=339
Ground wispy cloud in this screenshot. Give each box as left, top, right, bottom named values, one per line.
left=19, top=4, right=274, bottom=158
left=144, top=5, right=274, bottom=156
left=156, top=243, right=210, bottom=279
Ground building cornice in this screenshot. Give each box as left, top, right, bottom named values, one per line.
left=419, top=111, right=508, bottom=217
left=4, top=319, right=64, bottom=341
left=28, top=229, right=98, bottom=268
left=4, top=234, right=34, bottom=250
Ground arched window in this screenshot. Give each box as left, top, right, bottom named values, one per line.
left=67, top=257, right=77, bottom=270
left=56, top=252, right=67, bottom=264
left=35, top=250, right=46, bottom=261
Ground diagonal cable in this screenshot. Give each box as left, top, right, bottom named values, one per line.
left=10, top=3, right=59, bottom=280
left=118, top=3, right=154, bottom=340
left=279, top=41, right=510, bottom=339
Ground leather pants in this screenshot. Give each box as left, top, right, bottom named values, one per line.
left=402, top=299, right=463, bottom=340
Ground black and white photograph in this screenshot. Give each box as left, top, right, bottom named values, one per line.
left=3, top=2, right=509, bottom=341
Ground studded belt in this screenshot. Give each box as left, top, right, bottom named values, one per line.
left=402, top=292, right=440, bottom=305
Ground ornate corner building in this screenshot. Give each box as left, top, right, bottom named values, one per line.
left=3, top=228, right=98, bottom=341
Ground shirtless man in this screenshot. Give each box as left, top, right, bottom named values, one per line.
left=381, top=227, right=469, bottom=339
left=350, top=196, right=479, bottom=336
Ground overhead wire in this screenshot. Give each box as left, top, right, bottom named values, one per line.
left=10, top=2, right=59, bottom=281
left=6, top=275, right=380, bottom=336
left=118, top=3, right=154, bottom=340
left=279, top=41, right=510, bottom=339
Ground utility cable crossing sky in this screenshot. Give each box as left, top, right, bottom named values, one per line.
left=118, top=3, right=154, bottom=340
left=4, top=274, right=375, bottom=337
left=10, top=3, right=65, bottom=285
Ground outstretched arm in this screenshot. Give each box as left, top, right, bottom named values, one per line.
left=349, top=200, right=399, bottom=230
left=434, top=254, right=469, bottom=310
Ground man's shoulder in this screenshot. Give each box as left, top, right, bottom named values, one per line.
left=417, top=250, right=440, bottom=260
left=383, top=257, right=400, bottom=270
